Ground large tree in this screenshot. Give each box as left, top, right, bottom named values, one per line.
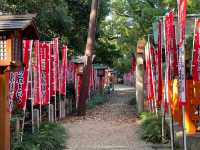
left=0, top=0, right=110, bottom=53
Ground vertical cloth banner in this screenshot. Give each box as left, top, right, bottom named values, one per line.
left=144, top=41, right=154, bottom=101
left=172, top=25, right=178, bottom=77
left=164, top=11, right=175, bottom=105
left=157, top=20, right=163, bottom=106
left=39, top=43, right=46, bottom=105
left=53, top=38, right=60, bottom=92
left=61, top=46, right=67, bottom=95
left=8, top=72, right=17, bottom=112
left=15, top=40, right=32, bottom=109
left=177, top=0, right=187, bottom=104
left=50, top=42, right=55, bottom=97
left=192, top=19, right=200, bottom=80
left=44, top=43, right=50, bottom=105
left=178, top=0, right=187, bottom=45
left=149, top=44, right=155, bottom=101
left=39, top=42, right=50, bottom=105
left=33, top=40, right=41, bottom=105
left=164, top=11, right=174, bottom=80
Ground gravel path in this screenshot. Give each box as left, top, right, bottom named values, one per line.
left=63, top=84, right=154, bottom=150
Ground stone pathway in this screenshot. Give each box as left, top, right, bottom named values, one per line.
left=62, top=84, right=156, bottom=150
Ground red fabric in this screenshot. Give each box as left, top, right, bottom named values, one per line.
left=23, top=40, right=30, bottom=67
left=172, top=25, right=178, bottom=77
left=50, top=42, right=55, bottom=97
left=149, top=45, right=155, bottom=100
left=44, top=43, right=50, bottom=105
left=61, top=47, right=67, bottom=95
left=177, top=0, right=187, bottom=104
left=78, top=75, right=83, bottom=97
left=39, top=42, right=47, bottom=105
left=15, top=40, right=32, bottom=109
left=33, top=40, right=41, bottom=105
left=8, top=72, right=17, bottom=112
left=178, top=0, right=187, bottom=45
left=164, top=11, right=174, bottom=79
left=53, top=38, right=60, bottom=92
left=73, top=64, right=77, bottom=88
left=15, top=70, right=29, bottom=109
left=157, top=20, right=163, bottom=105
left=192, top=20, right=200, bottom=80
left=144, top=42, right=154, bottom=101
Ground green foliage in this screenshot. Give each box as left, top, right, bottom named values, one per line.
left=139, top=112, right=163, bottom=144
left=101, top=0, right=196, bottom=73
left=12, top=122, right=67, bottom=150
left=87, top=94, right=107, bottom=109
left=0, top=0, right=110, bottom=53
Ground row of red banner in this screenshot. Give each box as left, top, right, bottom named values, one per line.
left=8, top=39, right=101, bottom=112
left=8, top=39, right=68, bottom=111
left=145, top=0, right=188, bottom=106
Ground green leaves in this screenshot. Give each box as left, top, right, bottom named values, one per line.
left=12, top=122, right=67, bottom=150
left=139, top=112, right=164, bottom=144
left=87, top=93, right=107, bottom=109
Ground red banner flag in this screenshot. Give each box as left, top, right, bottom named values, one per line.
left=44, top=43, right=50, bottom=105
left=15, top=40, right=32, bottom=109
left=172, top=25, right=178, bottom=77
left=145, top=41, right=154, bottom=101
left=157, top=20, right=163, bottom=105
left=77, top=75, right=83, bottom=107
left=178, top=0, right=187, bottom=45
left=39, top=43, right=46, bottom=105
left=15, top=70, right=28, bottom=109
left=61, top=47, right=67, bottom=95
left=23, top=40, right=31, bottom=67
left=38, top=42, right=50, bottom=105
left=164, top=11, right=175, bottom=79
left=8, top=72, right=17, bottom=112
left=177, top=0, right=187, bottom=104
left=192, top=19, right=200, bottom=80
left=73, top=64, right=77, bottom=88
left=50, top=42, right=55, bottom=97
left=33, top=40, right=41, bottom=105
left=53, top=38, right=60, bottom=92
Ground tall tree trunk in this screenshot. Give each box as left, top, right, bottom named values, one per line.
left=78, top=0, right=99, bottom=116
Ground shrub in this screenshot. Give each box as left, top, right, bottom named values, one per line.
left=87, top=94, right=107, bottom=109
left=12, top=122, right=67, bottom=150
left=140, top=112, right=163, bottom=144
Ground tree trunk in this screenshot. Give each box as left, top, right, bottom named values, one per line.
left=78, top=0, right=99, bottom=116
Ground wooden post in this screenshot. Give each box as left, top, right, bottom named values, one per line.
left=0, top=73, right=10, bottom=150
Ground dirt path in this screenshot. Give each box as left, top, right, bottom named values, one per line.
left=63, top=84, right=153, bottom=150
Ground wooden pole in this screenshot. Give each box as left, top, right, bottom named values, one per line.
left=78, top=0, right=99, bottom=116
left=0, top=72, right=10, bottom=150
